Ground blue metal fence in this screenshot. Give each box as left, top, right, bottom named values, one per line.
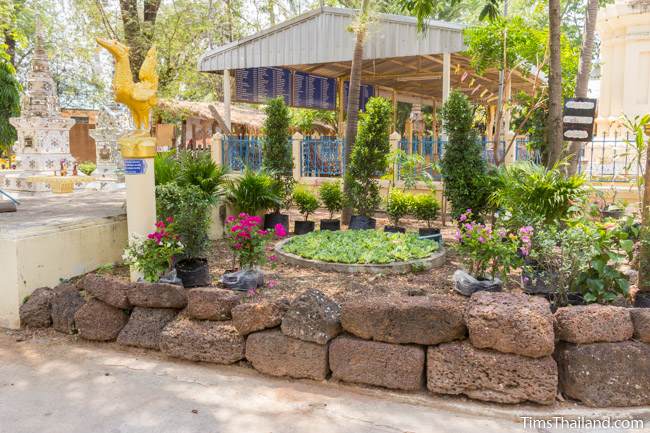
left=221, top=133, right=644, bottom=182
left=224, top=136, right=263, bottom=171
left=301, top=136, right=343, bottom=177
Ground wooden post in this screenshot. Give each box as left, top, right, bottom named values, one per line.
left=291, top=131, right=303, bottom=181
left=223, top=69, right=232, bottom=131
left=638, top=123, right=650, bottom=294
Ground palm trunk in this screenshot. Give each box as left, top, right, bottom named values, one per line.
left=546, top=0, right=564, bottom=168
left=566, top=0, right=598, bottom=176
left=341, top=0, right=370, bottom=225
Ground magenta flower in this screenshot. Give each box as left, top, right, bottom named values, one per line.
left=239, top=212, right=248, bottom=218
left=478, top=236, right=486, bottom=243
left=267, top=279, right=278, bottom=288
left=226, top=215, right=236, bottom=223
left=258, top=230, right=268, bottom=236
left=274, top=224, right=287, bottom=237
left=269, top=255, right=277, bottom=262
left=166, top=216, right=174, bottom=223
left=459, top=213, right=467, bottom=222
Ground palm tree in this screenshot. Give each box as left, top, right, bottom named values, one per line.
left=546, top=0, right=563, bottom=167
left=341, top=0, right=371, bottom=225
left=566, top=0, right=599, bottom=176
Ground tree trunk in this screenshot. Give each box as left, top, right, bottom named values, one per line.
left=4, top=30, right=16, bottom=67
left=546, top=0, right=564, bottom=167
left=341, top=0, right=370, bottom=225
left=119, top=0, right=161, bottom=80
left=566, top=0, right=598, bottom=176
left=638, top=127, right=650, bottom=293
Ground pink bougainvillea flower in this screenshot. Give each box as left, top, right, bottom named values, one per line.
left=269, top=255, right=277, bottom=262
left=231, top=225, right=242, bottom=233
left=274, top=224, right=287, bottom=237
left=237, top=231, right=251, bottom=239
left=147, top=233, right=155, bottom=240
left=248, top=216, right=262, bottom=226
left=233, top=242, right=242, bottom=250
left=247, top=287, right=257, bottom=296
left=166, top=216, right=174, bottom=223
left=258, top=229, right=268, bottom=236
left=239, top=212, right=248, bottom=218
left=226, top=215, right=236, bottom=223
left=267, top=279, right=278, bottom=288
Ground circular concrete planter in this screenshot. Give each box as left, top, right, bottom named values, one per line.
left=274, top=237, right=446, bottom=275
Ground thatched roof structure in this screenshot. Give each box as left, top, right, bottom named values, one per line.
left=157, top=99, right=336, bottom=135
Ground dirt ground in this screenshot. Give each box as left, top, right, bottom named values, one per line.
left=104, top=207, right=467, bottom=304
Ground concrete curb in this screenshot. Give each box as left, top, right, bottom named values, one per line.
left=274, top=236, right=446, bottom=274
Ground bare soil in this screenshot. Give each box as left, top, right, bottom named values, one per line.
left=102, top=208, right=465, bottom=304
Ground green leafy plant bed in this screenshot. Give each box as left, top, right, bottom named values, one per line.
left=276, top=230, right=445, bottom=275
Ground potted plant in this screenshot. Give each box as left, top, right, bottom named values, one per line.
left=344, top=97, right=392, bottom=230
left=385, top=189, right=413, bottom=233
left=122, top=218, right=184, bottom=283
left=228, top=168, right=282, bottom=216
left=157, top=183, right=213, bottom=287
left=412, top=193, right=441, bottom=237
left=222, top=213, right=287, bottom=291
left=261, top=97, right=294, bottom=231
left=319, top=180, right=343, bottom=231
left=452, top=209, right=530, bottom=296
left=293, top=187, right=319, bottom=235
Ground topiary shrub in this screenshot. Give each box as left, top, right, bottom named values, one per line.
left=177, top=151, right=230, bottom=203
left=262, top=97, right=294, bottom=213
left=412, top=193, right=440, bottom=228
left=386, top=189, right=413, bottom=227
left=319, top=180, right=343, bottom=220
left=440, top=90, right=489, bottom=218
left=293, top=187, right=319, bottom=221
left=344, top=96, right=392, bottom=218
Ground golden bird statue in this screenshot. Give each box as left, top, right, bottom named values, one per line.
left=96, top=38, right=158, bottom=131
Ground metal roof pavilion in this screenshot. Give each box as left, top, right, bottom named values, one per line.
left=198, top=7, right=537, bottom=131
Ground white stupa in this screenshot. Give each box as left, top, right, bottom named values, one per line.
left=0, top=34, right=76, bottom=193
left=88, top=105, right=128, bottom=189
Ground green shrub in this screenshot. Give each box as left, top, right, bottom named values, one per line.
left=262, top=97, right=294, bottom=212
left=489, top=161, right=587, bottom=228
left=319, top=181, right=343, bottom=220
left=386, top=189, right=413, bottom=227
left=177, top=151, right=229, bottom=203
left=345, top=97, right=392, bottom=218
left=154, top=151, right=180, bottom=186
left=412, top=193, right=440, bottom=228
left=293, top=187, right=319, bottom=221
left=156, top=183, right=212, bottom=259
left=440, top=90, right=489, bottom=218
left=281, top=230, right=438, bottom=264
left=78, top=161, right=96, bottom=176
left=228, top=168, right=282, bottom=215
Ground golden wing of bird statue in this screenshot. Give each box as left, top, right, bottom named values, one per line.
left=97, top=38, right=158, bottom=158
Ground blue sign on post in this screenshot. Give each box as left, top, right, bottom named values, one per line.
left=124, top=159, right=147, bottom=175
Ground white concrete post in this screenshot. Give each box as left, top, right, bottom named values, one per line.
left=442, top=53, right=451, bottom=104
left=211, top=132, right=223, bottom=166
left=223, top=70, right=232, bottom=131
left=120, top=139, right=157, bottom=282
left=291, top=131, right=303, bottom=181
left=389, top=131, right=401, bottom=154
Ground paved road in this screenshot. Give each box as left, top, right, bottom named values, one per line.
left=0, top=332, right=647, bottom=433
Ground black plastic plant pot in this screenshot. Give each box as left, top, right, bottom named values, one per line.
left=452, top=269, right=502, bottom=297
left=601, top=209, right=624, bottom=219
left=320, top=219, right=341, bottom=231
left=418, top=227, right=440, bottom=237
left=349, top=215, right=376, bottom=230
left=264, top=213, right=289, bottom=231
left=294, top=220, right=315, bottom=235
left=384, top=225, right=406, bottom=234
left=176, top=257, right=211, bottom=288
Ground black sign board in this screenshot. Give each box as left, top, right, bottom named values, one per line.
left=562, top=97, right=597, bottom=142
left=343, top=81, right=375, bottom=112
left=234, top=67, right=291, bottom=105
left=293, top=72, right=337, bottom=110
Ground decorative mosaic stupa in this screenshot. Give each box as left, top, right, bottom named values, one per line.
left=1, top=34, right=76, bottom=193
left=89, top=105, right=128, bottom=186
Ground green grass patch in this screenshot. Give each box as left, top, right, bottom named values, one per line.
left=281, top=230, right=439, bottom=264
